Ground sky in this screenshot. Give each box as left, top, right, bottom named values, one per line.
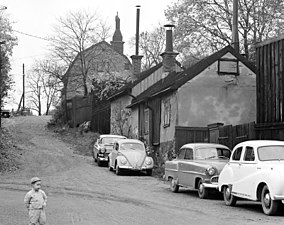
left=1, top=0, right=175, bottom=110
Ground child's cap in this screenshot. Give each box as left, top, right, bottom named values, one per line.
left=31, top=177, right=41, bottom=184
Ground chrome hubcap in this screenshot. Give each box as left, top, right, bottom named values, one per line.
left=225, top=188, right=231, bottom=199
left=264, top=192, right=271, bottom=208
left=199, top=183, right=204, bottom=193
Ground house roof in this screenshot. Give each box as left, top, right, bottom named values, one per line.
left=108, top=63, right=163, bottom=101
left=128, top=45, right=256, bottom=108
left=64, top=40, right=132, bottom=79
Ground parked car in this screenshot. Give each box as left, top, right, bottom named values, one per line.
left=108, top=139, right=154, bottom=175
left=1, top=109, right=10, bottom=118
left=165, top=143, right=231, bottom=199
left=218, top=140, right=284, bottom=215
left=93, top=134, right=126, bottom=166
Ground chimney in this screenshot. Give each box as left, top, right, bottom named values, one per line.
left=110, top=12, right=124, bottom=54
left=131, top=5, right=143, bottom=80
left=160, top=24, right=179, bottom=74
left=231, top=0, right=239, bottom=52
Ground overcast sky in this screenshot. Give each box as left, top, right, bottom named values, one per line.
left=1, top=0, right=174, bottom=110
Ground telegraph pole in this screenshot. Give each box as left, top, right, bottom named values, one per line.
left=22, top=63, right=25, bottom=113
left=232, top=0, right=239, bottom=52
left=0, top=41, right=5, bottom=128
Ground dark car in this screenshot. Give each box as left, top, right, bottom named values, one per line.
left=1, top=109, right=11, bottom=118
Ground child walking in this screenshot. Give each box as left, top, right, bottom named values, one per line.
left=24, top=177, right=47, bottom=225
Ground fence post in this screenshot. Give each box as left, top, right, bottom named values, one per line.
left=207, top=123, right=224, bottom=143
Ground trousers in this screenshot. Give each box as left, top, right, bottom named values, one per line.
left=29, top=208, right=46, bottom=225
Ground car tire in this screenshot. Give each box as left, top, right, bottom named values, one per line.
left=108, top=159, right=113, bottom=171
left=115, top=164, right=122, bottom=175
left=97, top=158, right=102, bottom=167
left=223, top=185, right=237, bottom=206
left=146, top=169, right=152, bottom=176
left=261, top=185, right=279, bottom=215
left=94, top=153, right=97, bottom=162
left=197, top=179, right=209, bottom=199
left=169, top=177, right=179, bottom=193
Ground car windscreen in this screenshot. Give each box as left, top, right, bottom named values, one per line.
left=195, top=147, right=231, bottom=159
left=120, top=143, right=145, bottom=151
left=258, top=145, right=284, bottom=161
left=101, top=137, right=124, bottom=145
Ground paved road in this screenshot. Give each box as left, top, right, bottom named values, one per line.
left=0, top=116, right=284, bottom=225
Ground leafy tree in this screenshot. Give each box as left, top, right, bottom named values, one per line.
left=0, top=11, right=18, bottom=109
left=165, top=0, right=284, bottom=61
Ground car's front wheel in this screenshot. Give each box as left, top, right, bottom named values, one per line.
left=97, top=158, right=102, bottom=167
left=115, top=164, right=122, bottom=175
left=197, top=179, right=209, bottom=199
left=146, top=169, right=152, bottom=176
left=223, top=185, right=237, bottom=206
left=108, top=159, right=113, bottom=171
left=261, top=185, right=279, bottom=215
left=169, top=177, right=179, bottom=193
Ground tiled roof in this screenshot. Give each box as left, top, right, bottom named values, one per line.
left=128, top=45, right=256, bottom=107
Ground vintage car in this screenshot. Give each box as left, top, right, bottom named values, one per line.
left=218, top=140, right=284, bottom=215
left=93, top=134, right=126, bottom=166
left=108, top=139, right=154, bottom=175
left=165, top=143, right=231, bottom=199
left=1, top=109, right=10, bottom=118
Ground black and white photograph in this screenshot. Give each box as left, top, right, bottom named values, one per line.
left=1, top=0, right=284, bottom=224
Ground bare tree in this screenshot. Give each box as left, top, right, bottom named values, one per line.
left=27, top=60, right=62, bottom=115
left=49, top=9, right=111, bottom=96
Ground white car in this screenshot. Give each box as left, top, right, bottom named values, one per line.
left=108, top=139, right=154, bottom=175
left=93, top=134, right=126, bottom=166
left=218, top=140, right=284, bottom=215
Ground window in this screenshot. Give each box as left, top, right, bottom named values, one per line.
left=178, top=149, right=186, bottom=159
left=244, top=146, right=255, bottom=161
left=218, top=58, right=239, bottom=75
left=184, top=148, right=193, bottom=160
left=163, top=98, right=171, bottom=127
left=232, top=147, right=243, bottom=161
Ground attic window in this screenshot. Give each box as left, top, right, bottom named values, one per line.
left=218, top=58, right=239, bottom=75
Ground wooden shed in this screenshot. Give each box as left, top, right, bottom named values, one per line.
left=255, top=35, right=284, bottom=139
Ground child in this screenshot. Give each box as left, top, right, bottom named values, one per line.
left=24, top=177, right=47, bottom=225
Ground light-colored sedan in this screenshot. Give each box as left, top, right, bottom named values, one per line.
left=218, top=140, right=284, bottom=215
left=93, top=134, right=126, bottom=166
left=108, top=139, right=154, bottom=175
left=165, top=143, right=231, bottom=199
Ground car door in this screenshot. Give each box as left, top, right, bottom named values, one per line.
left=178, top=148, right=195, bottom=188
left=230, top=146, right=244, bottom=195
left=236, top=146, right=257, bottom=199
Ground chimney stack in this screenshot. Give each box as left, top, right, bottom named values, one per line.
left=231, top=0, right=239, bottom=52
left=160, top=24, right=179, bottom=74
left=131, top=5, right=143, bottom=80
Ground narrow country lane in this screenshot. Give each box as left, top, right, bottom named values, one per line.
left=0, top=116, right=284, bottom=225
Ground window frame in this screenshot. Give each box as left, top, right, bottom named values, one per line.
left=163, top=98, right=171, bottom=128
left=217, top=58, right=239, bottom=76
left=232, top=147, right=243, bottom=161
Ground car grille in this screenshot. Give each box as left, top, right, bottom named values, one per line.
left=210, top=176, right=219, bottom=184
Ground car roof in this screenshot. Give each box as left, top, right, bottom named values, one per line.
left=234, top=140, right=284, bottom=148
left=100, top=134, right=126, bottom=139
left=181, top=143, right=230, bottom=149
left=116, top=139, right=143, bottom=144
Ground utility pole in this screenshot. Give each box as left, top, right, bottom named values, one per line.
left=22, top=63, right=25, bottom=114
left=0, top=40, right=5, bottom=128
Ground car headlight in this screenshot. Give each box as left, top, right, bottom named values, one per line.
left=120, top=157, right=127, bottom=165
left=100, top=147, right=106, bottom=153
left=145, top=158, right=152, bottom=165
left=206, top=167, right=216, bottom=176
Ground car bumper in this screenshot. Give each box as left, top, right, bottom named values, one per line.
left=203, top=183, right=218, bottom=189
left=119, top=165, right=153, bottom=171
left=273, top=195, right=284, bottom=200
left=98, top=157, right=108, bottom=161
